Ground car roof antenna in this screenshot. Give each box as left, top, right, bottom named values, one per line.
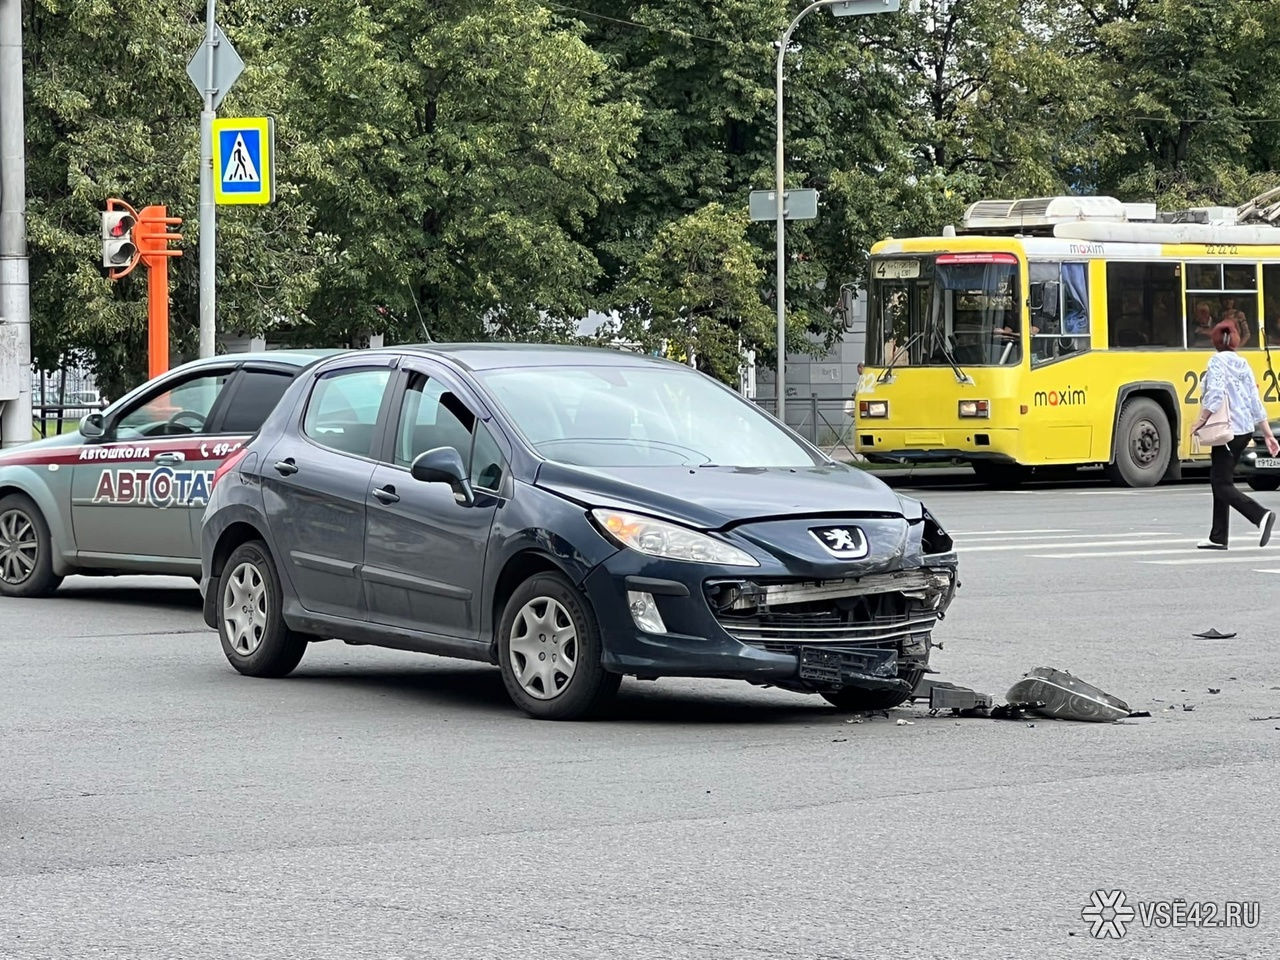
left=407, top=282, right=433, bottom=342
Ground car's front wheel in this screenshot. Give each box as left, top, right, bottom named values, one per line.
left=0, top=493, right=63, bottom=598
left=217, top=540, right=307, bottom=678
left=498, top=571, right=620, bottom=720
left=821, top=667, right=926, bottom=713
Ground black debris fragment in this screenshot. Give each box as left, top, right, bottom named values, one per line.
left=1209, top=688, right=1221, bottom=694
left=1193, top=628, right=1236, bottom=639
left=1183, top=704, right=1196, bottom=712
left=1248, top=714, right=1280, bottom=722
left=1005, top=667, right=1131, bottom=722
left=1127, top=711, right=1152, bottom=718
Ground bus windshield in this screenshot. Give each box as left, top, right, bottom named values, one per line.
left=868, top=253, right=1022, bottom=367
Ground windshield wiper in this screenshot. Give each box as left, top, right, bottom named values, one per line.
left=876, top=332, right=923, bottom=383
left=930, top=325, right=974, bottom=385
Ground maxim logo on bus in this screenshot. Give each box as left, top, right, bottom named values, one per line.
left=1034, top=387, right=1087, bottom=407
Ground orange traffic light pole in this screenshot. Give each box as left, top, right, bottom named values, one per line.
left=106, top=199, right=183, bottom=379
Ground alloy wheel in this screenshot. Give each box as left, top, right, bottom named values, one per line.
left=223, top=561, right=269, bottom=656
left=508, top=597, right=578, bottom=700
left=0, top=509, right=38, bottom=586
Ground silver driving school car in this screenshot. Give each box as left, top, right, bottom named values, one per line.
left=0, top=350, right=337, bottom=597
left=201, top=344, right=960, bottom=719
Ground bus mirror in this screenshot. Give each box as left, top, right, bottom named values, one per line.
left=1030, top=280, right=1060, bottom=319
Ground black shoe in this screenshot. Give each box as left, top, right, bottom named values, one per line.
left=1260, top=511, right=1276, bottom=548
left=1197, top=540, right=1228, bottom=550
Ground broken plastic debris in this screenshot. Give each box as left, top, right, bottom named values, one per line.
left=1193, top=628, right=1237, bottom=639
left=1004, top=667, right=1131, bottom=723
left=1209, top=688, right=1221, bottom=694
left=1127, top=711, right=1153, bottom=718
left=896, top=719, right=914, bottom=726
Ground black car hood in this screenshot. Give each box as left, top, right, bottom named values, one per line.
left=534, top=461, right=906, bottom=529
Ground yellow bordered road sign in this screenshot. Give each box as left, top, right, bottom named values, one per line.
left=213, top=117, right=274, bottom=205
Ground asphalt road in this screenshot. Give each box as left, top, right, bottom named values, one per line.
left=2, top=475, right=1278, bottom=959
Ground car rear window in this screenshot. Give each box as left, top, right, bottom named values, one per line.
left=219, top=370, right=294, bottom=434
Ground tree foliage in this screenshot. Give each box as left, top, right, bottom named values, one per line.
left=18, top=0, right=1280, bottom=394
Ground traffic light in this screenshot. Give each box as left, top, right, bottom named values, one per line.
left=101, top=210, right=137, bottom=268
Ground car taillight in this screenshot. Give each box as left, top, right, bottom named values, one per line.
left=211, top=447, right=250, bottom=489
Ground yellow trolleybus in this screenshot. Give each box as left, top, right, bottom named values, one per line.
left=855, top=194, right=1280, bottom=487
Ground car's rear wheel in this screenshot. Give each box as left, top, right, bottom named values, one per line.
left=821, top=667, right=926, bottom=713
left=0, top=493, right=63, bottom=598
left=498, top=571, right=620, bottom=720
left=217, top=540, right=306, bottom=678
left=1248, top=475, right=1280, bottom=492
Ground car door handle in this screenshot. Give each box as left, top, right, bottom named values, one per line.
left=372, top=485, right=400, bottom=504
left=274, top=458, right=299, bottom=477
left=154, top=452, right=185, bottom=465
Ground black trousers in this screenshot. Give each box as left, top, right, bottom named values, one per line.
left=1210, top=433, right=1267, bottom=544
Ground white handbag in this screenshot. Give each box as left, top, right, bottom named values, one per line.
left=1193, top=393, right=1233, bottom=449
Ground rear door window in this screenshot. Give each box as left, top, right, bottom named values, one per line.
left=218, top=370, right=294, bottom=434
left=303, top=368, right=392, bottom=457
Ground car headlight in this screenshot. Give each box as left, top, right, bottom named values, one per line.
left=591, top=509, right=758, bottom=567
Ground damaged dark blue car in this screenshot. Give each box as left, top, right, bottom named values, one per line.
left=201, top=345, right=959, bottom=719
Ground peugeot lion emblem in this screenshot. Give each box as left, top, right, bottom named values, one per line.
left=810, top=526, right=869, bottom=560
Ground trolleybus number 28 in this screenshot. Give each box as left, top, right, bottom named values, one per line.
left=1203, top=243, right=1240, bottom=256
left=1184, top=369, right=1280, bottom=404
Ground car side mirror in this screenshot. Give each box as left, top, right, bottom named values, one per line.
left=1030, top=280, right=1060, bottom=319
left=410, top=446, right=475, bottom=506
left=79, top=412, right=105, bottom=439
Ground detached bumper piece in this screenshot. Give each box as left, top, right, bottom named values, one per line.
left=797, top=645, right=908, bottom=696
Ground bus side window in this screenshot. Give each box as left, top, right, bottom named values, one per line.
left=1031, top=261, right=1090, bottom=366
left=1107, top=262, right=1182, bottom=349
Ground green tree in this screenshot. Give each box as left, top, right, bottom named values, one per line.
left=273, top=0, right=639, bottom=345
left=610, top=203, right=772, bottom=384
left=1079, top=0, right=1280, bottom=207
left=22, top=0, right=328, bottom=399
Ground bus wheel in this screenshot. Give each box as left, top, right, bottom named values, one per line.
left=1107, top=397, right=1171, bottom=487
left=971, top=461, right=1027, bottom=488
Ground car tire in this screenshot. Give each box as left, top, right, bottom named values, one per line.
left=0, top=493, right=63, bottom=598
left=498, top=571, right=620, bottom=720
left=821, top=667, right=926, bottom=713
left=1106, top=398, right=1171, bottom=488
left=1248, top=475, right=1280, bottom=492
left=217, top=540, right=307, bottom=679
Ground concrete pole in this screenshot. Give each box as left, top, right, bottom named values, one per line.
left=198, top=0, right=217, bottom=357
left=0, top=0, right=32, bottom=447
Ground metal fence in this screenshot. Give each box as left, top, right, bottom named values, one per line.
left=752, top=395, right=859, bottom=461
left=31, top=366, right=106, bottom=439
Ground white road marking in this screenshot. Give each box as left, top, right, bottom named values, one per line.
left=1253, top=568, right=1280, bottom=574
left=949, top=529, right=1076, bottom=536
left=963, top=537, right=1194, bottom=553
left=1146, top=553, right=1280, bottom=565
left=960, top=531, right=1176, bottom=544
left=1036, top=544, right=1250, bottom=559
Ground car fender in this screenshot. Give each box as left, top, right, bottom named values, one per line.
left=0, top=463, right=77, bottom=576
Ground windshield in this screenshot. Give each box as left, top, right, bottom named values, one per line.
left=478, top=364, right=821, bottom=468
left=868, top=254, right=1023, bottom=367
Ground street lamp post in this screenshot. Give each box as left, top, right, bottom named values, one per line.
left=773, top=0, right=898, bottom=425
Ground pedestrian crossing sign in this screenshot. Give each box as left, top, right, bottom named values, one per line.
left=213, top=117, right=274, bottom=205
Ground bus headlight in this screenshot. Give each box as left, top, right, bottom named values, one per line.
left=958, top=400, right=990, bottom=418
left=859, top=400, right=889, bottom=419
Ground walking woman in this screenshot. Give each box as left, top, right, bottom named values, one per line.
left=1194, top=320, right=1279, bottom=549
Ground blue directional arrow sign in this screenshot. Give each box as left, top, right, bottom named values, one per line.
left=212, top=117, right=274, bottom=205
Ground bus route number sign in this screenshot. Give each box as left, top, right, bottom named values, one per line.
left=873, top=259, right=920, bottom=280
